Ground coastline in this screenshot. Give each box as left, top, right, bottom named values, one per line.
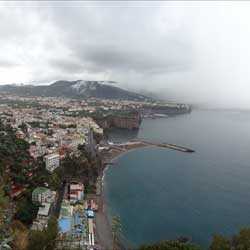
left=95, top=143, right=153, bottom=250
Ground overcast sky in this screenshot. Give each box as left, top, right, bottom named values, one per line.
left=0, top=2, right=250, bottom=108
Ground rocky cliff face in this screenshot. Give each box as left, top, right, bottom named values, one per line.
left=95, top=111, right=141, bottom=130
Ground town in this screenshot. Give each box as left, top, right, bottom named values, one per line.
left=0, top=93, right=191, bottom=250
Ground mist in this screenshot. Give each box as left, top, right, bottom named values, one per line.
left=0, top=2, right=250, bottom=108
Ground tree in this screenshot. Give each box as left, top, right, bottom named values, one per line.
left=111, top=215, right=122, bottom=250
left=45, top=217, right=59, bottom=250
left=47, top=171, right=61, bottom=190
left=0, top=185, right=12, bottom=250
left=27, top=217, right=58, bottom=250
left=208, top=228, right=250, bottom=250
left=0, top=185, right=8, bottom=220
left=139, top=240, right=201, bottom=250
left=235, top=228, right=250, bottom=250
left=27, top=230, right=46, bottom=250
left=15, top=197, right=38, bottom=225
left=209, top=235, right=231, bottom=250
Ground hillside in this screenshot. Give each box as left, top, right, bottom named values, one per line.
left=0, top=80, right=150, bottom=101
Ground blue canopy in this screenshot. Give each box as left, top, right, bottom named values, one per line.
left=87, top=210, right=94, bottom=218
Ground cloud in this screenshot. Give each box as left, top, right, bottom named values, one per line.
left=0, top=2, right=250, bottom=108
left=0, top=59, right=19, bottom=68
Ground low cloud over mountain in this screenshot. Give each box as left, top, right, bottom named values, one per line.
left=0, top=2, right=250, bottom=108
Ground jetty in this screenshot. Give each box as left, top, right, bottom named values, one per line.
left=100, top=140, right=195, bottom=166
left=143, top=141, right=195, bottom=153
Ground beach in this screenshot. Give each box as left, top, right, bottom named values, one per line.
left=94, top=142, right=152, bottom=249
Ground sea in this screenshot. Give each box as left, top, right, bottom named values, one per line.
left=103, top=109, right=250, bottom=249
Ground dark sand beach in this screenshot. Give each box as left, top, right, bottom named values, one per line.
left=95, top=142, right=152, bottom=249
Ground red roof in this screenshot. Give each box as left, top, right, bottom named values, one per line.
left=70, top=191, right=78, bottom=195
left=11, top=184, right=28, bottom=197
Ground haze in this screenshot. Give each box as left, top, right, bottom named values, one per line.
left=0, top=2, right=250, bottom=108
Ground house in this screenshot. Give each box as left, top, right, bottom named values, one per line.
left=11, top=184, right=28, bottom=198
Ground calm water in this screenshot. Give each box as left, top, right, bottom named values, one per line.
left=104, top=110, right=250, bottom=249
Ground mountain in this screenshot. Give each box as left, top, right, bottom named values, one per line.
left=0, top=80, right=150, bottom=101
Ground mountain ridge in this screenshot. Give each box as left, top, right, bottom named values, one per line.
left=0, top=80, right=150, bottom=101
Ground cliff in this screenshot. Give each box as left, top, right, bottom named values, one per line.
left=95, top=111, right=141, bottom=130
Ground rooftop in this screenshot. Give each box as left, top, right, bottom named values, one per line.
left=32, top=187, right=49, bottom=196
left=38, top=202, right=51, bottom=216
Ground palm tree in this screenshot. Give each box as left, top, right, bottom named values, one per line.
left=111, top=215, right=122, bottom=250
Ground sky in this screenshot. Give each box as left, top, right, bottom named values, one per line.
left=0, top=1, right=250, bottom=108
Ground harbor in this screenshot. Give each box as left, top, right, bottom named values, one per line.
left=100, top=140, right=195, bottom=166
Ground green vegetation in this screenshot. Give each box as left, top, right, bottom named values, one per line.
left=27, top=217, right=58, bottom=250
left=61, top=150, right=101, bottom=194
left=15, top=192, right=38, bottom=225
left=0, top=185, right=8, bottom=221
left=11, top=220, right=29, bottom=250
left=139, top=228, right=250, bottom=250
left=112, top=215, right=122, bottom=250
left=139, top=241, right=200, bottom=250
left=0, top=123, right=59, bottom=227
left=209, top=228, right=250, bottom=250
left=0, top=184, right=13, bottom=250
left=0, top=123, right=31, bottom=183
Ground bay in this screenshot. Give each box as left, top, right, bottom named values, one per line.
left=104, top=110, right=250, bottom=248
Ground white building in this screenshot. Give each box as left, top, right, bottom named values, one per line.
left=32, top=187, right=56, bottom=204
left=37, top=202, right=52, bottom=221
left=44, top=153, right=60, bottom=172
left=69, top=181, right=84, bottom=204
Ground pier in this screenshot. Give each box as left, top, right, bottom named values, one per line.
left=142, top=141, right=195, bottom=153
left=114, top=139, right=195, bottom=153
left=101, top=140, right=195, bottom=166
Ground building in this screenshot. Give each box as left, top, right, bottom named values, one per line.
left=70, top=135, right=86, bottom=150
left=31, top=220, right=47, bottom=231
left=86, top=128, right=96, bottom=158
left=29, top=145, right=46, bottom=159
left=11, top=184, right=28, bottom=198
left=32, top=187, right=55, bottom=204
left=44, top=153, right=60, bottom=172
left=32, top=202, right=53, bottom=230
left=37, top=202, right=52, bottom=221
left=68, top=181, right=84, bottom=204
left=87, top=210, right=94, bottom=218
left=31, top=188, right=56, bottom=231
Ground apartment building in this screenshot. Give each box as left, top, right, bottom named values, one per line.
left=44, top=153, right=60, bottom=172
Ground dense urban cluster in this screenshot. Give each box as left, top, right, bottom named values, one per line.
left=0, top=95, right=111, bottom=249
